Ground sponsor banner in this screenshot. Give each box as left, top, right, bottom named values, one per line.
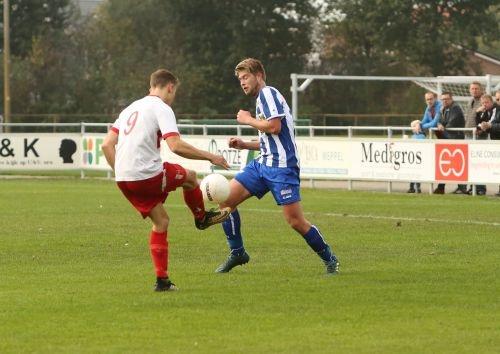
left=468, top=143, right=500, bottom=183
left=81, top=134, right=109, bottom=170
left=296, top=139, right=351, bottom=178
left=2, top=133, right=500, bottom=184
left=350, top=140, right=435, bottom=181
left=0, top=134, right=81, bottom=170
left=160, top=137, right=251, bottom=175
left=434, top=143, right=468, bottom=182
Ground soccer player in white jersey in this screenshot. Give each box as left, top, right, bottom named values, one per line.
left=215, top=58, right=339, bottom=274
left=102, top=69, right=231, bottom=291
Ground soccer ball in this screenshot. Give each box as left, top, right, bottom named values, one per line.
left=200, top=173, right=230, bottom=204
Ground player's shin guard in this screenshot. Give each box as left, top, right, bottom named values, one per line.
left=222, top=209, right=245, bottom=256
left=150, top=230, right=169, bottom=278
left=302, top=225, right=335, bottom=263
left=183, top=186, right=205, bottom=220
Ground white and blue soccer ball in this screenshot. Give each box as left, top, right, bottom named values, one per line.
left=200, top=173, right=230, bottom=204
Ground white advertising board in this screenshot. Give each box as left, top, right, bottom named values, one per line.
left=2, top=133, right=500, bottom=184
left=0, top=134, right=81, bottom=170
left=349, top=140, right=435, bottom=182
left=160, top=136, right=251, bottom=175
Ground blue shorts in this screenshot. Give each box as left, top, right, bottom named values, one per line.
left=235, top=159, right=301, bottom=205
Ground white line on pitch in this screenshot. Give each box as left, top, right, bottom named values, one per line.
left=166, top=204, right=500, bottom=227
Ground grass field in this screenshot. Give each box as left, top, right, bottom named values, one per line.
left=0, top=179, right=498, bottom=353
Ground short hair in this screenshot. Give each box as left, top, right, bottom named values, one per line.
left=235, top=58, right=266, bottom=81
left=470, top=81, right=482, bottom=88
left=425, top=91, right=437, bottom=98
left=410, top=119, right=420, bottom=128
left=480, top=94, right=493, bottom=102
left=150, top=69, right=178, bottom=88
left=441, top=91, right=453, bottom=98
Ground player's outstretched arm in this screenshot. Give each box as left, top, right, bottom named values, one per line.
left=102, top=130, right=118, bottom=170
left=228, top=137, right=260, bottom=151
left=166, top=135, right=229, bottom=169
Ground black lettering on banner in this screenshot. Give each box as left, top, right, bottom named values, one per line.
left=0, top=138, right=15, bottom=157
left=24, top=138, right=39, bottom=157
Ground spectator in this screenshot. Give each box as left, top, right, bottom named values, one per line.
left=407, top=120, right=425, bottom=194
left=490, top=90, right=500, bottom=197
left=420, top=92, right=442, bottom=132
left=464, top=81, right=484, bottom=136
left=477, top=94, right=500, bottom=196
left=463, top=81, right=484, bottom=194
left=433, top=92, right=467, bottom=195
left=473, top=94, right=497, bottom=195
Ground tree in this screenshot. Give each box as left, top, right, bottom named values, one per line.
left=298, top=0, right=499, bottom=117
left=320, top=0, right=499, bottom=76
left=76, top=0, right=317, bottom=114
left=0, top=0, right=74, bottom=58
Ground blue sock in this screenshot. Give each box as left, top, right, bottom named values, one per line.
left=222, top=209, right=245, bottom=256
left=303, top=225, right=335, bottom=263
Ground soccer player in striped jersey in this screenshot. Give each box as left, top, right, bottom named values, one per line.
left=215, top=58, right=339, bottom=274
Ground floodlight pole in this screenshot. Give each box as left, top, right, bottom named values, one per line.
left=3, top=0, right=11, bottom=132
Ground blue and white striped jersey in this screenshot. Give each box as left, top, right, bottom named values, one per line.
left=255, top=86, right=299, bottom=168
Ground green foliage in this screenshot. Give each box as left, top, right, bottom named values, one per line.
left=0, top=179, right=499, bottom=352
left=0, top=0, right=74, bottom=57
left=321, top=0, right=499, bottom=76
left=1, top=0, right=498, bottom=117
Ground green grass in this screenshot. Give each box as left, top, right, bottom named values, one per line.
left=0, top=179, right=498, bottom=353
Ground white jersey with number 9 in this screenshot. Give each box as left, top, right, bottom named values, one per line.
left=111, top=95, right=179, bottom=181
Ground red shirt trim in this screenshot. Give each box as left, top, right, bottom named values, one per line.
left=110, top=127, right=119, bottom=134
left=162, top=132, right=179, bottom=139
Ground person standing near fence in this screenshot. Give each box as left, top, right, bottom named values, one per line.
left=433, top=92, right=467, bottom=195
left=463, top=82, right=484, bottom=194
left=419, top=92, right=442, bottom=132
left=407, top=120, right=425, bottom=193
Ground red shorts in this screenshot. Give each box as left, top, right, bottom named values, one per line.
left=117, top=162, right=187, bottom=218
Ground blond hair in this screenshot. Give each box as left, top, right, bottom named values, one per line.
left=235, top=58, right=266, bottom=81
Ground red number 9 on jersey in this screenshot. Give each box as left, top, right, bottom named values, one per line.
left=124, top=111, right=139, bottom=135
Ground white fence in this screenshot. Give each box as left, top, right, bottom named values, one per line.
left=1, top=123, right=498, bottom=195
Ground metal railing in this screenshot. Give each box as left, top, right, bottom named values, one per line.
left=0, top=122, right=479, bottom=139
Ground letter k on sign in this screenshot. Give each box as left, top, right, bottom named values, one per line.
left=435, top=144, right=468, bottom=182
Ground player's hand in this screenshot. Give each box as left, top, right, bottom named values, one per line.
left=236, top=110, right=253, bottom=125
left=228, top=137, right=245, bottom=150
left=210, top=154, right=230, bottom=170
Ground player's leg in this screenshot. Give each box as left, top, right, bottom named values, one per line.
left=282, top=201, right=339, bottom=274
left=214, top=179, right=253, bottom=272
left=215, top=161, right=267, bottom=273
left=162, top=163, right=230, bottom=229
left=148, top=203, right=177, bottom=291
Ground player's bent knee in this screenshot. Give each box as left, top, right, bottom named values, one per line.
left=182, top=169, right=198, bottom=189
left=154, top=216, right=169, bottom=232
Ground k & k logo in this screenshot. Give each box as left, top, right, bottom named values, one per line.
left=435, top=144, right=468, bottom=181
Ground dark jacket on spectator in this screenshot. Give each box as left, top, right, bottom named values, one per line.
left=476, top=103, right=499, bottom=139
left=440, top=102, right=465, bottom=139
left=486, top=103, right=500, bottom=140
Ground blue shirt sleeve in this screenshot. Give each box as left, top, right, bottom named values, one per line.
left=421, top=101, right=442, bottom=129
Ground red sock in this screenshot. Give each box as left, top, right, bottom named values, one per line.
left=149, top=230, right=168, bottom=278
left=183, top=186, right=206, bottom=220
